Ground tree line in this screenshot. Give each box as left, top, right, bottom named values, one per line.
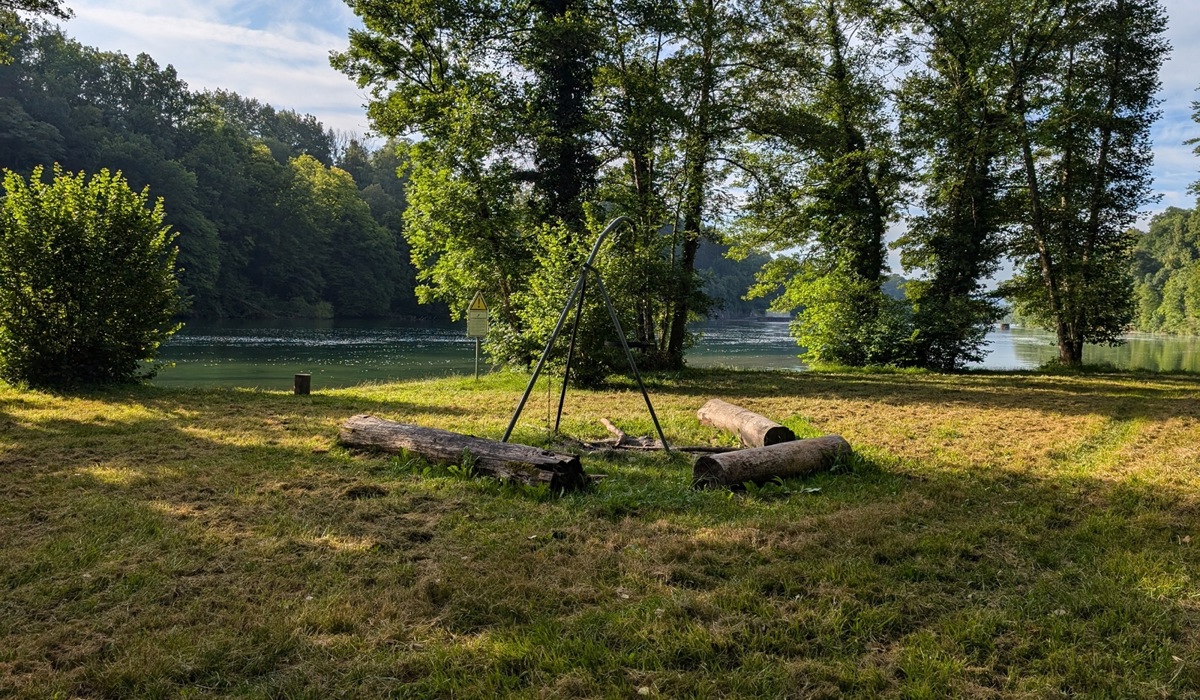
left=1131, top=206, right=1200, bottom=335
left=336, top=0, right=1169, bottom=371
left=0, top=22, right=424, bottom=319
left=0, top=18, right=774, bottom=329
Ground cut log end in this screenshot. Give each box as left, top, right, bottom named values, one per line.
left=697, top=399, right=796, bottom=448
left=761, top=425, right=796, bottom=446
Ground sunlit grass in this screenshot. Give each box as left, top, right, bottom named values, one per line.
left=3, top=368, right=1200, bottom=696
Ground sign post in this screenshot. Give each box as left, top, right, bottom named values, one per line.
left=466, top=292, right=489, bottom=381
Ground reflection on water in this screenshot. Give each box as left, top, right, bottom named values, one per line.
left=687, top=319, right=806, bottom=371
left=980, top=328, right=1200, bottom=372
left=151, top=318, right=1200, bottom=388
left=154, top=320, right=479, bottom=389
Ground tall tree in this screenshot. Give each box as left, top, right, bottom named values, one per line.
left=592, top=0, right=678, bottom=356
left=524, top=0, right=601, bottom=232
left=662, top=0, right=750, bottom=367
left=1003, top=0, right=1167, bottom=365
left=740, top=0, right=905, bottom=366
left=895, top=0, right=1016, bottom=370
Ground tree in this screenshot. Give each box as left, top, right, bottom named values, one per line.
left=0, top=1, right=70, bottom=63
left=894, top=0, right=1030, bottom=370
left=334, top=0, right=547, bottom=346
left=0, top=0, right=69, bottom=16
left=334, top=0, right=763, bottom=374
left=0, top=166, right=182, bottom=386
left=661, top=0, right=752, bottom=367
left=1003, top=0, right=1168, bottom=365
left=740, top=0, right=907, bottom=366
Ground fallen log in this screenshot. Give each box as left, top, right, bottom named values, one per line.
left=696, top=399, right=796, bottom=447
left=693, top=435, right=852, bottom=489
left=339, top=415, right=588, bottom=491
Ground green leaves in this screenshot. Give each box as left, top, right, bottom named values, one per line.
left=0, top=165, right=183, bottom=386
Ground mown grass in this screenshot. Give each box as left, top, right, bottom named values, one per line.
left=3, top=368, right=1200, bottom=698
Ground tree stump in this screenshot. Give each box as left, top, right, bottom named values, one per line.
left=693, top=435, right=851, bottom=489
left=339, top=415, right=588, bottom=491
left=696, top=399, right=795, bottom=447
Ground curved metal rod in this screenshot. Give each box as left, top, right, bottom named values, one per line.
left=583, top=215, right=632, bottom=269
left=501, top=215, right=636, bottom=444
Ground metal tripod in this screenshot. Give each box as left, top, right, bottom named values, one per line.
left=501, top=216, right=669, bottom=451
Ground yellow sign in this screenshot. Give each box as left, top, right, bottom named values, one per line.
left=466, top=292, right=489, bottom=337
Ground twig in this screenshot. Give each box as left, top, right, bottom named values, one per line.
left=599, top=418, right=626, bottom=446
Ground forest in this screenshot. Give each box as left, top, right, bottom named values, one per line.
left=0, top=22, right=770, bottom=326
left=1, top=0, right=1196, bottom=375
left=0, top=24, right=420, bottom=319
left=1130, top=206, right=1200, bottom=335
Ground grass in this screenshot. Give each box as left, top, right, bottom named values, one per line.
left=3, top=367, right=1200, bottom=698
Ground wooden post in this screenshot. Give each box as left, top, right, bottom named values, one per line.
left=339, top=415, right=589, bottom=491
left=693, top=435, right=851, bottom=489
left=697, top=399, right=795, bottom=447
left=294, top=373, right=311, bottom=395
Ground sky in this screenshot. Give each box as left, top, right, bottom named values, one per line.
left=60, top=0, right=1200, bottom=223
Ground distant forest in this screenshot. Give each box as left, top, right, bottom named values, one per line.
left=0, top=24, right=770, bottom=321
left=1131, top=207, right=1200, bottom=335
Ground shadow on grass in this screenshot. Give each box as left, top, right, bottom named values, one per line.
left=3, top=373, right=1200, bottom=697
left=636, top=367, right=1200, bottom=425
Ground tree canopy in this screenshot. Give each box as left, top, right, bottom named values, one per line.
left=0, top=23, right=421, bottom=320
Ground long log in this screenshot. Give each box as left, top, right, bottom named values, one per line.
left=693, top=435, right=851, bottom=489
left=339, top=415, right=588, bottom=491
left=696, top=399, right=796, bottom=447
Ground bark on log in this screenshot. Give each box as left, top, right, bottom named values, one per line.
left=339, top=415, right=588, bottom=491
left=696, top=399, right=795, bottom=447
left=693, top=435, right=852, bottom=489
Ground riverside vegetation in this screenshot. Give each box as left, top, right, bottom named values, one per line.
left=3, top=368, right=1200, bottom=697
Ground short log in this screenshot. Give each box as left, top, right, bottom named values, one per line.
left=693, top=435, right=851, bottom=489
left=697, top=399, right=795, bottom=447
left=339, top=414, right=588, bottom=491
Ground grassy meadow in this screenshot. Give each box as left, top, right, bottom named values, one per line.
left=3, top=368, right=1200, bottom=698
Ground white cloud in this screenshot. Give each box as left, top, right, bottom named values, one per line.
left=61, top=0, right=372, bottom=135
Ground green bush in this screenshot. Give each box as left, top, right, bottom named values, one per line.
left=0, top=165, right=182, bottom=386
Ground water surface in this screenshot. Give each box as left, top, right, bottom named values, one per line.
left=150, top=319, right=1198, bottom=389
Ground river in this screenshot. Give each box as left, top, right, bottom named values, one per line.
left=148, top=319, right=1200, bottom=389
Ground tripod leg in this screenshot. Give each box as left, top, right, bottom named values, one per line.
left=590, top=270, right=670, bottom=451
left=503, top=272, right=586, bottom=442
left=554, top=274, right=587, bottom=434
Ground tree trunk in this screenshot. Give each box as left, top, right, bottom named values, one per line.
left=693, top=436, right=851, bottom=489
left=696, top=399, right=795, bottom=447
left=339, top=415, right=588, bottom=491
left=666, top=0, right=716, bottom=368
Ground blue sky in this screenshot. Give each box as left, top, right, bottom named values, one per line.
left=62, top=0, right=1200, bottom=224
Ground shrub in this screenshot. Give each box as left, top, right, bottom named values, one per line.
left=0, top=165, right=182, bottom=386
